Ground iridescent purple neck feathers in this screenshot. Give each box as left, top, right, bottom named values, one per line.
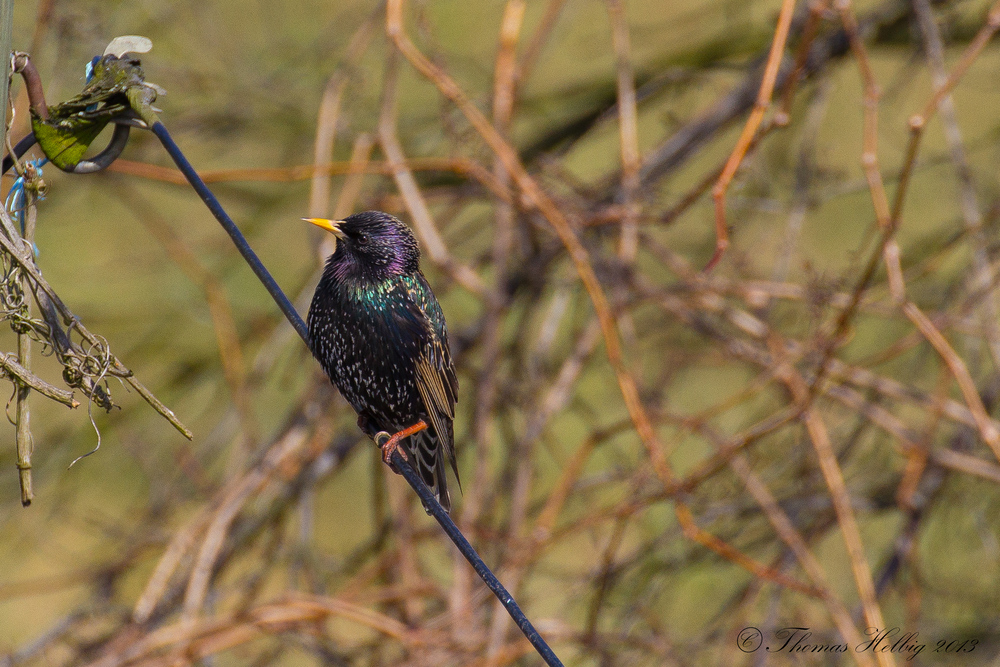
left=324, top=211, right=420, bottom=286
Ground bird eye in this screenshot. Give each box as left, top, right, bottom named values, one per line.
left=356, top=233, right=370, bottom=246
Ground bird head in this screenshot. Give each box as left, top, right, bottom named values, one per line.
left=304, top=211, right=420, bottom=283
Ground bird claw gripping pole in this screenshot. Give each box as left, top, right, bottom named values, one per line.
left=373, top=419, right=426, bottom=469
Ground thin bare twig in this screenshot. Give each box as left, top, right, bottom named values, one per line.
left=707, top=0, right=797, bottom=271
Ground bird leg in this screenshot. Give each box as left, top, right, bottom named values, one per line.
left=374, top=420, right=428, bottom=471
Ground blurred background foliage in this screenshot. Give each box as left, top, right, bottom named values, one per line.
left=2, top=0, right=1000, bottom=664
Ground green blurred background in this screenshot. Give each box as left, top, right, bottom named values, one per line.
left=2, top=0, right=1000, bottom=664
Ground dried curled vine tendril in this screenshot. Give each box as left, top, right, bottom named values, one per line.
left=0, top=220, right=196, bottom=440
left=67, top=337, right=117, bottom=467
left=0, top=47, right=192, bottom=488
left=0, top=204, right=193, bottom=457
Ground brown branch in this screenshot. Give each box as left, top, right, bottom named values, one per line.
left=708, top=0, right=797, bottom=270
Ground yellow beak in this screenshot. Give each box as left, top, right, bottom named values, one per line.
left=302, top=217, right=346, bottom=239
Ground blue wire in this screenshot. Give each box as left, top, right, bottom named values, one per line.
left=5, top=53, right=111, bottom=253
left=85, top=55, right=100, bottom=83
left=84, top=56, right=101, bottom=113
left=5, top=158, right=47, bottom=256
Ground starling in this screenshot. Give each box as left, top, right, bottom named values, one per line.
left=305, top=211, right=460, bottom=511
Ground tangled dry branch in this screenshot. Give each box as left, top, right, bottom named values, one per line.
left=5, top=0, right=1000, bottom=665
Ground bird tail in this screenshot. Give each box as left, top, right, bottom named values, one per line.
left=411, top=430, right=452, bottom=513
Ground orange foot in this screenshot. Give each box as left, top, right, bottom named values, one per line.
left=374, top=420, right=428, bottom=471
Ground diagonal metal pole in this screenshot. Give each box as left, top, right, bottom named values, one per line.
left=149, top=119, right=564, bottom=666
left=389, top=446, right=563, bottom=666
left=149, top=121, right=309, bottom=344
